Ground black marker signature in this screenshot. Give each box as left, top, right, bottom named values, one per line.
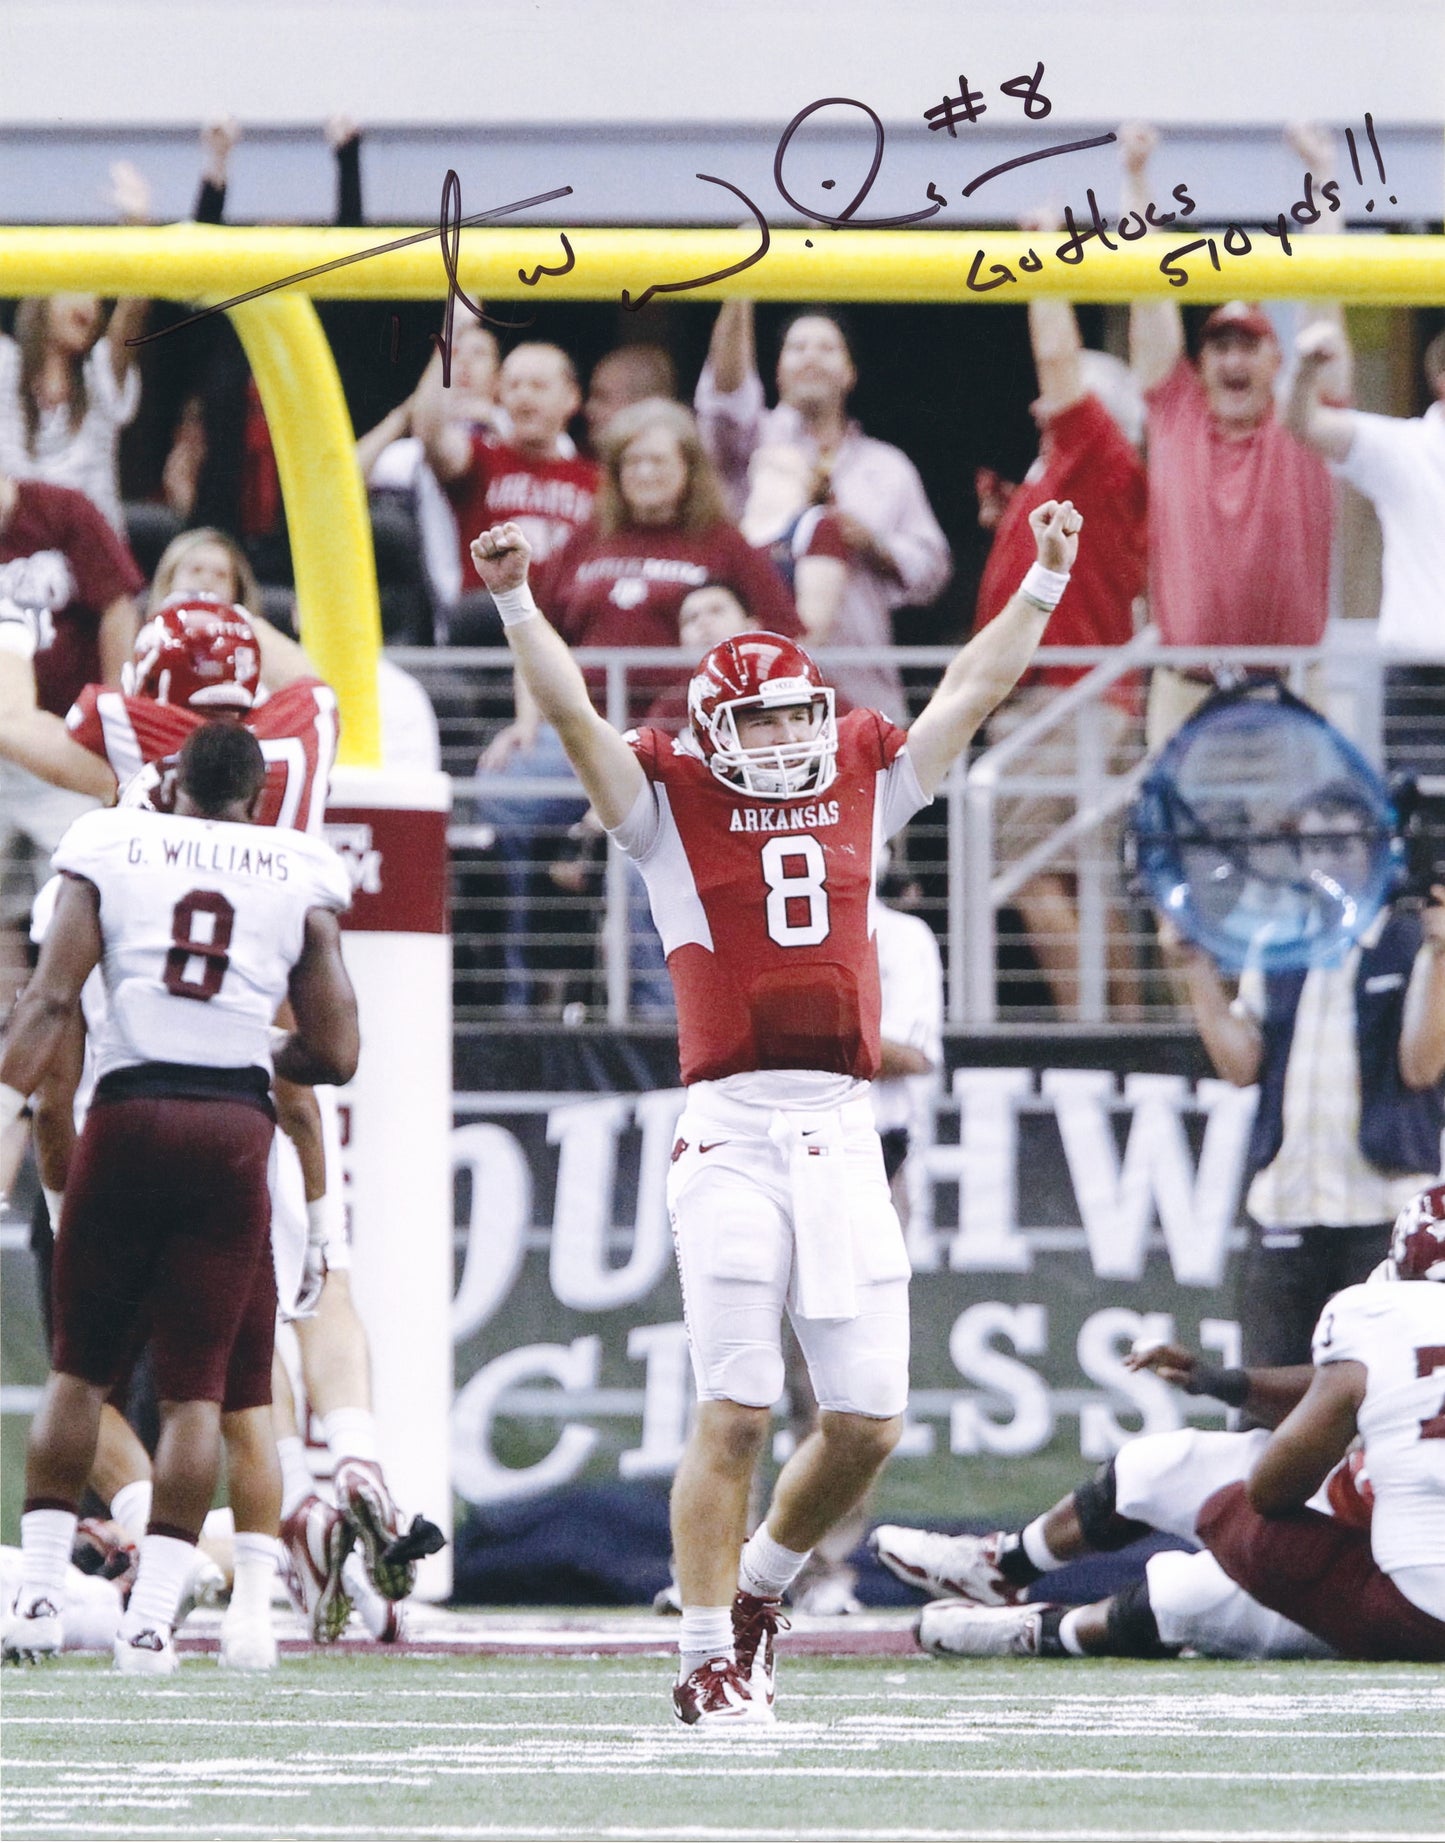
left=125, top=87, right=1383, bottom=360
left=433, top=169, right=500, bottom=383
left=520, top=233, right=576, bottom=288
left=959, top=131, right=1117, bottom=199
left=773, top=98, right=944, bottom=229
left=126, top=182, right=575, bottom=350
left=620, top=175, right=770, bottom=312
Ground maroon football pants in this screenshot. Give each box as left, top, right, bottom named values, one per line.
left=1199, top=1481, right=1445, bottom=1663
left=52, top=1095, right=274, bottom=1405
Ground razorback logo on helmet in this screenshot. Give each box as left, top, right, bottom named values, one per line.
left=1389, top=1183, right=1445, bottom=1283
left=121, top=595, right=261, bottom=712
left=687, top=631, right=838, bottom=800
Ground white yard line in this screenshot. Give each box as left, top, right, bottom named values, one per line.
left=3, top=1825, right=1444, bottom=1842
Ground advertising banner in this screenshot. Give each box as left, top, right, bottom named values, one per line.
left=448, top=1033, right=1256, bottom=1521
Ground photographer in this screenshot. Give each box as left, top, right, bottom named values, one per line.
left=1160, top=781, right=1445, bottom=1369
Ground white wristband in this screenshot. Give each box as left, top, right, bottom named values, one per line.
left=307, top=1193, right=341, bottom=1248
left=0, top=1082, right=27, bottom=1131
left=1019, top=562, right=1071, bottom=612
left=492, top=584, right=541, bottom=629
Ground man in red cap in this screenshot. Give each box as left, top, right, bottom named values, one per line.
left=1119, top=125, right=1347, bottom=749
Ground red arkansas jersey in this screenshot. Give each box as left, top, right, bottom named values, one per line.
left=614, top=708, right=930, bottom=1085
left=64, top=678, right=339, bottom=836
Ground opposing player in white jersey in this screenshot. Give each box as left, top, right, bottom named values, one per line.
left=1, top=722, right=359, bottom=1672
left=887, top=1185, right=1445, bottom=1664
left=470, top=499, right=1083, bottom=1727
left=1, top=594, right=441, bottom=1634
left=1198, top=1182, right=1445, bottom=1661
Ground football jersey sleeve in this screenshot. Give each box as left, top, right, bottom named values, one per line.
left=296, top=836, right=354, bottom=916
left=64, top=684, right=107, bottom=758
left=609, top=728, right=667, bottom=859
left=851, top=709, right=929, bottom=839
left=1311, top=1283, right=1389, bottom=1367
left=50, top=806, right=131, bottom=884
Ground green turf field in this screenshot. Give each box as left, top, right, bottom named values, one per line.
left=4, top=1649, right=1443, bottom=1842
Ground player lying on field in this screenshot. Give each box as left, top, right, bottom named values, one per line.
left=471, top=500, right=1082, bottom=1728
left=872, top=1186, right=1445, bottom=1663
left=0, top=1521, right=137, bottom=1655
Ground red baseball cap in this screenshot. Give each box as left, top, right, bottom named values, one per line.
left=1199, top=302, right=1277, bottom=345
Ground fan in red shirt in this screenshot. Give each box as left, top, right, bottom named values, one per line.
left=0, top=473, right=143, bottom=719
left=470, top=495, right=1081, bottom=1730
left=0, top=469, right=144, bottom=1017
left=972, top=278, right=1148, bottom=1020
left=415, top=340, right=598, bottom=610
left=1120, top=123, right=1346, bottom=751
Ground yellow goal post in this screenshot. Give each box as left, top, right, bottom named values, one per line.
left=3, top=224, right=1441, bottom=764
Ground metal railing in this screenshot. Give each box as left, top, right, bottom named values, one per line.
left=5, top=628, right=1429, bottom=1034
left=381, top=623, right=1423, bottom=1030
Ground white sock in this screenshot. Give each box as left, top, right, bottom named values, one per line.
left=277, top=1437, right=316, bottom=1518
left=679, top=1605, right=735, bottom=1678
left=1020, top=1516, right=1068, bottom=1573
left=123, top=1533, right=197, bottom=1635
left=110, top=1480, right=152, bottom=1546
left=738, top=1524, right=810, bottom=1599
left=1058, top=1607, right=1090, bottom=1657
left=323, top=1408, right=380, bottom=1469
left=201, top=1507, right=235, bottom=1544
left=228, top=1535, right=279, bottom=1622
left=18, top=1508, right=77, bottom=1610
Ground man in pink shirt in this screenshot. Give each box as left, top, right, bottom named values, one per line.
left=1121, top=125, right=1344, bottom=751
left=694, top=302, right=951, bottom=722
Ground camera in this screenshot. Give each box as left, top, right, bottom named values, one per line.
left=1390, top=773, right=1445, bottom=902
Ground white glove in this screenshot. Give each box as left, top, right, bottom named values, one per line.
left=292, top=1229, right=328, bottom=1318
left=0, top=598, right=39, bottom=660
left=291, top=1197, right=332, bottom=1318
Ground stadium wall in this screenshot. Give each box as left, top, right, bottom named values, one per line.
left=446, top=1028, right=1254, bottom=1509
left=5, top=1, right=1442, bottom=128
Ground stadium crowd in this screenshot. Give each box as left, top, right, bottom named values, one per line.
left=0, top=112, right=1441, bottom=1703
left=0, top=116, right=1441, bottom=1021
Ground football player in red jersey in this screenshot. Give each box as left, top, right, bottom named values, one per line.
left=471, top=499, right=1082, bottom=1728
left=0, top=592, right=337, bottom=831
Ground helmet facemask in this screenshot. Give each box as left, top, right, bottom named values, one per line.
left=702, top=681, right=838, bottom=799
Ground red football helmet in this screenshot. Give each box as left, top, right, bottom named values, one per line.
left=687, top=631, right=837, bottom=798
left=1388, top=1183, right=1445, bottom=1282
left=122, top=595, right=261, bottom=712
